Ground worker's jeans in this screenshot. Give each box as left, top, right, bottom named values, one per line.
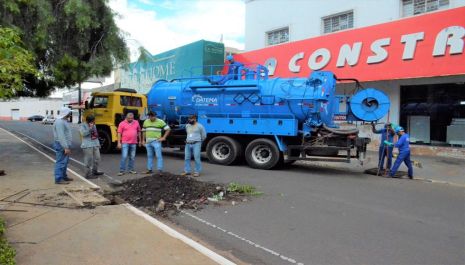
left=83, top=146, right=100, bottom=177
left=389, top=151, right=413, bottom=177
left=184, top=142, right=202, bottom=173
left=54, top=141, right=69, bottom=182
left=120, top=143, right=136, bottom=172
left=146, top=140, right=163, bottom=171
left=378, top=145, right=393, bottom=170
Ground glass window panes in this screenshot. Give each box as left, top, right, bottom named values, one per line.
left=266, top=27, right=289, bottom=46
left=402, top=0, right=449, bottom=17
left=323, top=11, right=354, bottom=34
left=92, top=96, right=108, bottom=108
left=120, top=96, right=142, bottom=107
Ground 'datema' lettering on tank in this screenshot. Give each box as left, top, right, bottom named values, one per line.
left=192, top=94, right=218, bottom=106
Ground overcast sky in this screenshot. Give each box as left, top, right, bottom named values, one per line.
left=109, top=0, right=245, bottom=60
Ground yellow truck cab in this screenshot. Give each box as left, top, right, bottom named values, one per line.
left=83, top=88, right=147, bottom=153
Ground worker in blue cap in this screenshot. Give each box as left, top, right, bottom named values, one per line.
left=384, top=126, right=413, bottom=179
left=371, top=122, right=395, bottom=172
left=226, top=55, right=244, bottom=80
left=213, top=55, right=244, bottom=85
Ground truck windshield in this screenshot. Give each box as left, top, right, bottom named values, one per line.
left=91, top=96, right=109, bottom=108
left=120, top=96, right=142, bottom=107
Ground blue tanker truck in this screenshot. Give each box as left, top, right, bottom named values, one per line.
left=146, top=64, right=390, bottom=170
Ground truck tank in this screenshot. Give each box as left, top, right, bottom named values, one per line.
left=146, top=64, right=390, bottom=169
left=147, top=67, right=389, bottom=129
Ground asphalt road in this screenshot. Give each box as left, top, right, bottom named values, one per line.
left=1, top=120, right=464, bottom=265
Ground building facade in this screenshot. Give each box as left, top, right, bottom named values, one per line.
left=241, top=2, right=465, bottom=157
left=245, top=0, right=465, bottom=51
left=0, top=97, right=64, bottom=121
left=119, top=40, right=225, bottom=94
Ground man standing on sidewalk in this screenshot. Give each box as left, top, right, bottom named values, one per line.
left=142, top=111, right=171, bottom=175
left=117, top=112, right=142, bottom=176
left=80, top=115, right=104, bottom=179
left=182, top=115, right=206, bottom=177
left=53, top=107, right=73, bottom=184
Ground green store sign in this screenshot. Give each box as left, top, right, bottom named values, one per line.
left=120, top=40, right=225, bottom=94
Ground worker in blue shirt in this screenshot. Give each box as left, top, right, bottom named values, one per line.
left=371, top=122, right=395, bottom=171
left=212, top=55, right=244, bottom=85
left=385, top=126, right=413, bottom=179
left=226, top=55, right=243, bottom=80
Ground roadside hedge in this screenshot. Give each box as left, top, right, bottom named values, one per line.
left=0, top=218, right=15, bottom=265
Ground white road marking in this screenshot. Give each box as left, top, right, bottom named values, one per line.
left=181, top=210, right=305, bottom=265
left=126, top=204, right=237, bottom=265
left=0, top=127, right=100, bottom=189
left=12, top=130, right=121, bottom=184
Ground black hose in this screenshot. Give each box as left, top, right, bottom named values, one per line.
left=322, top=124, right=359, bottom=135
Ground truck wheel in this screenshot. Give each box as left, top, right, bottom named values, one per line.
left=206, top=136, right=242, bottom=165
left=245, top=138, right=282, bottom=170
left=98, top=129, right=112, bottom=154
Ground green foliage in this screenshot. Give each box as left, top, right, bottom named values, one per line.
left=0, top=27, right=37, bottom=99
left=0, top=218, right=16, bottom=265
left=227, top=182, right=263, bottom=196
left=0, top=0, right=129, bottom=97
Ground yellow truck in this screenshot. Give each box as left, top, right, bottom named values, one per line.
left=83, top=88, right=147, bottom=153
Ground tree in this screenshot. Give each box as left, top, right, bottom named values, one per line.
left=0, top=27, right=37, bottom=98
left=0, top=0, right=129, bottom=97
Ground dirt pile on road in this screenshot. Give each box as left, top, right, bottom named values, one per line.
left=116, top=173, right=225, bottom=213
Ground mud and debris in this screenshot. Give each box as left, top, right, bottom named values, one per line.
left=364, top=167, right=406, bottom=177
left=115, top=173, right=247, bottom=215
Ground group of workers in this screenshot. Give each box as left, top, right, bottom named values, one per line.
left=115, top=111, right=206, bottom=178
left=52, top=107, right=206, bottom=184
left=372, top=122, right=413, bottom=178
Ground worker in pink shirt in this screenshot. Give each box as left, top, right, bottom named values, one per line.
left=117, top=113, right=142, bottom=175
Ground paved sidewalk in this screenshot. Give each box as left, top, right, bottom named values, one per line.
left=0, top=128, right=234, bottom=265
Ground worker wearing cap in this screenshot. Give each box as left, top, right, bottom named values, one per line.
left=80, top=115, right=104, bottom=179
left=371, top=122, right=395, bottom=172
left=385, top=126, right=413, bottom=179
left=182, top=115, right=206, bottom=177
left=226, top=55, right=243, bottom=80
left=53, top=107, right=74, bottom=184
left=213, top=55, right=244, bottom=85
left=141, top=111, right=171, bottom=175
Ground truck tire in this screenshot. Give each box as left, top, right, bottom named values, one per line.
left=98, top=128, right=112, bottom=154
left=206, top=136, right=243, bottom=165
left=245, top=138, right=282, bottom=170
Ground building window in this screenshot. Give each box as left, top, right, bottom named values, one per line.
left=322, top=11, right=354, bottom=34
left=401, top=0, right=449, bottom=17
left=57, top=110, right=60, bottom=115
left=400, top=83, right=465, bottom=146
left=266, top=27, right=289, bottom=46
